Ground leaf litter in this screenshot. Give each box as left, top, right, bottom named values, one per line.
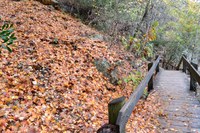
left=0, top=0, right=162, bottom=132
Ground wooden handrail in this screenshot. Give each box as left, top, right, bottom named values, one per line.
left=97, top=56, right=160, bottom=133
left=98, top=55, right=199, bottom=133
left=182, top=56, right=200, bottom=84
left=176, top=55, right=199, bottom=91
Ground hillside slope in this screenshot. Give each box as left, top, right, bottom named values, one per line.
left=0, top=0, right=161, bottom=132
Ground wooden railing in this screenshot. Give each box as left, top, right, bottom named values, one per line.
left=162, top=60, right=176, bottom=70
left=97, top=56, right=160, bottom=133
left=177, top=55, right=200, bottom=91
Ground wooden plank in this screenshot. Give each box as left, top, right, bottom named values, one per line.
left=116, top=56, right=160, bottom=133
left=154, top=70, right=200, bottom=132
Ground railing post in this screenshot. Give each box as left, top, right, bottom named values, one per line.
left=148, top=62, right=153, bottom=92
left=182, top=55, right=187, bottom=73
left=97, top=97, right=125, bottom=133
left=162, top=59, right=165, bottom=68
left=190, top=62, right=198, bottom=91
left=155, top=55, right=159, bottom=74
left=108, top=97, right=126, bottom=125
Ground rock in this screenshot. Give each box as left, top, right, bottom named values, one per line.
left=94, top=58, right=110, bottom=77
left=97, top=124, right=119, bottom=133
left=89, top=34, right=104, bottom=41
left=110, top=69, right=119, bottom=85
left=94, top=58, right=120, bottom=85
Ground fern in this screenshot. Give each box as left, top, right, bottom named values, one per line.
left=0, top=17, right=17, bottom=53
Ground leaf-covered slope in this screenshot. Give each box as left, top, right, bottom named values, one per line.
left=0, top=0, right=161, bottom=132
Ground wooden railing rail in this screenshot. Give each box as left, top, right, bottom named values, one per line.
left=177, top=55, right=200, bottom=91
left=97, top=56, right=160, bottom=133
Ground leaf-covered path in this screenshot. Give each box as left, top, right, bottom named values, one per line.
left=154, top=70, right=200, bottom=132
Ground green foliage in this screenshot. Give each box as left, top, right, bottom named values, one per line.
left=123, top=71, right=143, bottom=89
left=92, top=0, right=148, bottom=34
left=121, top=35, right=153, bottom=59
left=69, top=0, right=200, bottom=62
left=0, top=17, right=16, bottom=53
left=67, top=0, right=151, bottom=37
left=66, top=0, right=159, bottom=59
left=121, top=36, right=131, bottom=50
left=156, top=0, right=200, bottom=63
left=142, top=88, right=149, bottom=99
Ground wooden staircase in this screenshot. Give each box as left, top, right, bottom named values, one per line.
left=98, top=55, right=200, bottom=133
left=155, top=69, right=200, bottom=132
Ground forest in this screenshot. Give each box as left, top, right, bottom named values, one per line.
left=0, top=0, right=199, bottom=132
left=61, top=0, right=200, bottom=65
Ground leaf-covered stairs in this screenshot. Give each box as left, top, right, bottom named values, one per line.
left=154, top=69, right=200, bottom=132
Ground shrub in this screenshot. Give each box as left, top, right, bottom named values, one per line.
left=0, top=17, right=17, bottom=53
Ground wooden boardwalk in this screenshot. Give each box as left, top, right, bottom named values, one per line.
left=154, top=69, right=200, bottom=132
